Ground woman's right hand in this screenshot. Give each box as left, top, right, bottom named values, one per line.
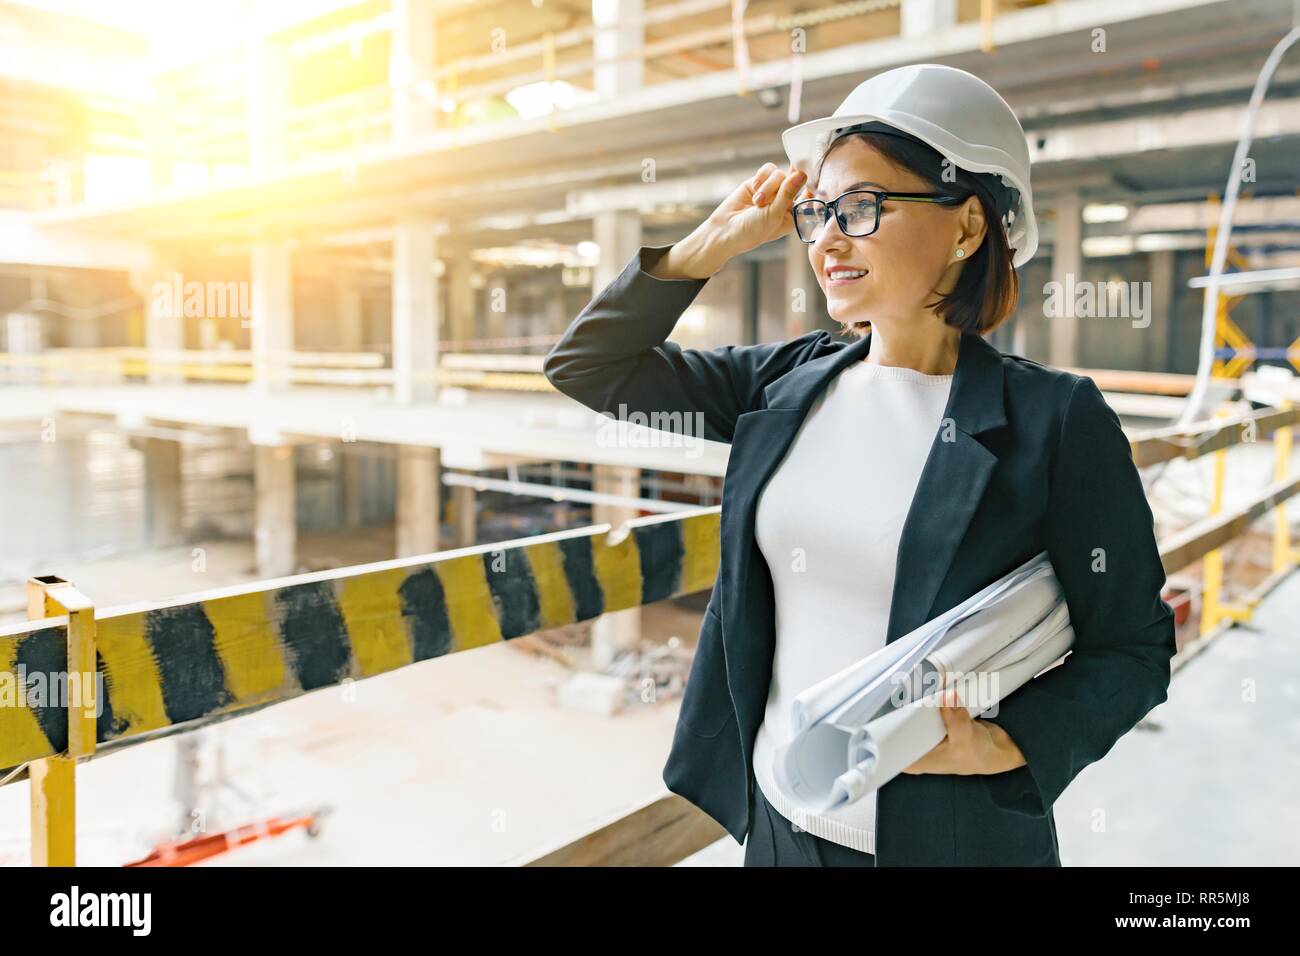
left=652, top=163, right=809, bottom=280
left=704, top=162, right=810, bottom=262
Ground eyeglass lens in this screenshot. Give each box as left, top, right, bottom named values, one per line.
left=792, top=193, right=878, bottom=241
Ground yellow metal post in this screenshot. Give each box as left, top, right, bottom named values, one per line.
left=1200, top=411, right=1227, bottom=635
left=1205, top=193, right=1256, bottom=380
left=26, top=575, right=96, bottom=867
left=1276, top=399, right=1299, bottom=573
left=1200, top=408, right=1256, bottom=635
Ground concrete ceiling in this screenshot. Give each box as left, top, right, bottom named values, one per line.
left=26, top=0, right=1300, bottom=258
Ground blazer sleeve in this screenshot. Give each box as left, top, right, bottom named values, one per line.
left=543, top=244, right=839, bottom=444
left=977, top=375, right=1178, bottom=816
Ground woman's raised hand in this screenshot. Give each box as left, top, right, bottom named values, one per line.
left=709, top=162, right=809, bottom=257
left=652, top=163, right=809, bottom=281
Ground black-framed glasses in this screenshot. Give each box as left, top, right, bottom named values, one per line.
left=790, top=188, right=964, bottom=243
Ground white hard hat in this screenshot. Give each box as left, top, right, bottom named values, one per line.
left=782, top=63, right=1038, bottom=268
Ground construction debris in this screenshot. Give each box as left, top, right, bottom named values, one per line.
left=602, top=637, right=693, bottom=709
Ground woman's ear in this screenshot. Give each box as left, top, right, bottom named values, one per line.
left=957, top=195, right=989, bottom=255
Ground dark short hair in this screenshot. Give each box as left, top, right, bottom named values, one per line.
left=825, top=131, right=1020, bottom=336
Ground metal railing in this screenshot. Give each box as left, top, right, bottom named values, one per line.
left=0, top=349, right=556, bottom=392
left=1, top=509, right=721, bottom=864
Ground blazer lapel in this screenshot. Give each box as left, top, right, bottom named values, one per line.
left=718, top=328, right=1006, bottom=739
left=884, top=331, right=1007, bottom=642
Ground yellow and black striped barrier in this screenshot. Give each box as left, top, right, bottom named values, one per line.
left=0, top=507, right=721, bottom=777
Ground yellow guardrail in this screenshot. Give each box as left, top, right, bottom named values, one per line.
left=0, top=508, right=721, bottom=864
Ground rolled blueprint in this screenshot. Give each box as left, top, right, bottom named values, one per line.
left=787, top=552, right=1057, bottom=737
left=771, top=551, right=1075, bottom=816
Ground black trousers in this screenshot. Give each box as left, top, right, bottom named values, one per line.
left=743, top=778, right=877, bottom=867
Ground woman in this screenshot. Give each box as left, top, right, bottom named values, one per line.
left=544, top=64, right=1176, bottom=867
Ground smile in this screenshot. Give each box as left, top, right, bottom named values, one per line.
left=827, top=269, right=867, bottom=285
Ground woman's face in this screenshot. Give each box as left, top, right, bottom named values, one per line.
left=805, top=137, right=982, bottom=334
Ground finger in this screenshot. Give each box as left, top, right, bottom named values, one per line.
left=774, top=166, right=808, bottom=207
left=728, top=164, right=770, bottom=204
left=744, top=163, right=775, bottom=198
left=934, top=710, right=958, bottom=741
left=941, top=706, right=973, bottom=747
left=754, top=170, right=800, bottom=217
left=752, top=166, right=786, bottom=206
left=790, top=162, right=816, bottom=200
left=750, top=162, right=774, bottom=187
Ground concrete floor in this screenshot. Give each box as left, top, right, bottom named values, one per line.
left=1049, top=569, right=1300, bottom=866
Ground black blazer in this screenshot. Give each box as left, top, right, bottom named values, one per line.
left=544, top=244, right=1177, bottom=866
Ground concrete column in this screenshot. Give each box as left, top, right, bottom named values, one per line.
left=251, top=240, right=293, bottom=393
left=145, top=268, right=186, bottom=385
left=245, top=34, right=288, bottom=175
left=172, top=735, right=201, bottom=836
left=5, top=312, right=42, bottom=384
left=140, top=437, right=184, bottom=548
left=453, top=483, right=477, bottom=547
left=397, top=445, right=440, bottom=557
left=785, top=234, right=816, bottom=338
left=1011, top=313, right=1028, bottom=358
left=447, top=250, right=476, bottom=348
left=389, top=0, right=437, bottom=142
left=342, top=447, right=366, bottom=529
left=593, top=0, right=644, bottom=98
left=1048, top=195, right=1083, bottom=369
left=546, top=288, right=565, bottom=333
left=61, top=433, right=89, bottom=555
left=392, top=219, right=438, bottom=404
left=338, top=281, right=365, bottom=353
left=65, top=279, right=100, bottom=349
left=592, top=464, right=642, bottom=669
left=900, top=0, right=956, bottom=37
left=593, top=210, right=642, bottom=291
left=485, top=273, right=508, bottom=342
left=1147, top=248, right=1175, bottom=372
left=126, top=250, right=157, bottom=353
left=254, top=443, right=296, bottom=578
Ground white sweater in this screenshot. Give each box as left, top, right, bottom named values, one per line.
left=751, top=357, right=954, bottom=854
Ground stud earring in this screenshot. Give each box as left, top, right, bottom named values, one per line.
left=954, top=248, right=965, bottom=259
